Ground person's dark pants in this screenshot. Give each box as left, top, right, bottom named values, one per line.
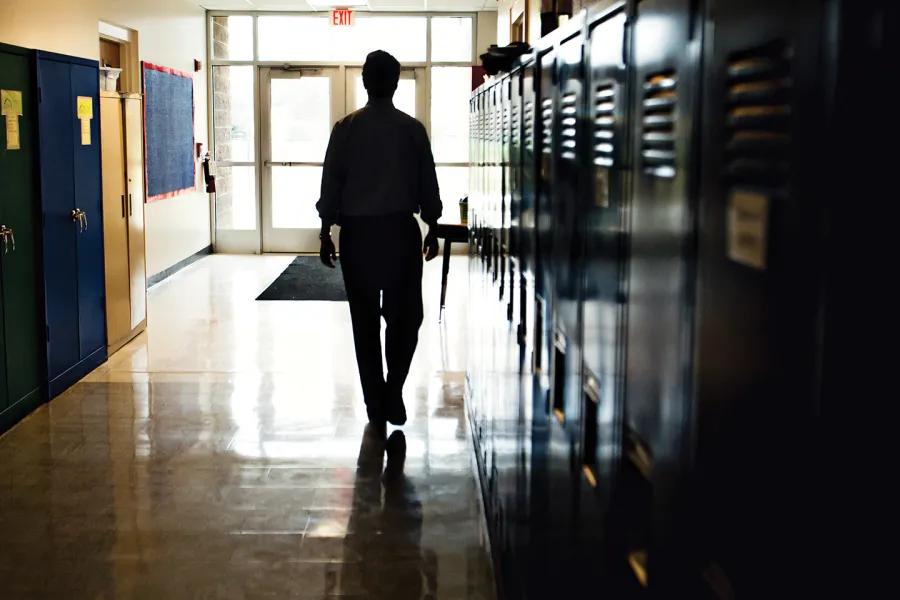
left=339, top=214, right=424, bottom=419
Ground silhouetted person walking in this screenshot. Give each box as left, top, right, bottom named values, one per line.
left=317, top=50, right=442, bottom=429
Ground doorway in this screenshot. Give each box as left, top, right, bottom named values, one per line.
left=259, top=66, right=425, bottom=254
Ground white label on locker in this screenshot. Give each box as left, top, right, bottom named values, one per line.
left=727, top=190, right=769, bottom=270
left=595, top=168, right=610, bottom=207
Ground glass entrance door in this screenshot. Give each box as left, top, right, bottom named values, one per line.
left=261, top=67, right=343, bottom=253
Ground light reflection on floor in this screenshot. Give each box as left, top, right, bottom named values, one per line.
left=0, top=254, right=494, bottom=599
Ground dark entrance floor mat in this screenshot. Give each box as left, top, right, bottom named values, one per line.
left=256, top=256, right=348, bottom=302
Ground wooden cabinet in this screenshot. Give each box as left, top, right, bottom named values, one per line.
left=100, top=93, right=147, bottom=354
left=0, top=43, right=45, bottom=433
left=37, top=51, right=108, bottom=399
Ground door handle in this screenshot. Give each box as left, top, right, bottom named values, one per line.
left=121, top=194, right=126, bottom=218
left=72, top=209, right=83, bottom=232
left=82, top=211, right=88, bottom=231
left=0, top=226, right=8, bottom=253
left=7, top=228, right=14, bottom=252
left=129, top=193, right=133, bottom=217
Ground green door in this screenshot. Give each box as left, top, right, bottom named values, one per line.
left=0, top=45, right=43, bottom=413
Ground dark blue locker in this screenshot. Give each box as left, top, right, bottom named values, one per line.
left=71, top=64, right=106, bottom=360
left=36, top=52, right=107, bottom=398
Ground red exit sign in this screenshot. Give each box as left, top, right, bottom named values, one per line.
left=330, top=9, right=355, bottom=27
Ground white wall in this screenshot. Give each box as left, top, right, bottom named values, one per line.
left=476, top=11, right=498, bottom=56
left=0, top=0, right=211, bottom=278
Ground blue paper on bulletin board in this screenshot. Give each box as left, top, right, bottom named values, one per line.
left=142, top=62, right=195, bottom=201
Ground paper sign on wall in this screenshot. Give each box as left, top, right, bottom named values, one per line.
left=2, top=90, right=23, bottom=151
left=77, top=96, right=93, bottom=145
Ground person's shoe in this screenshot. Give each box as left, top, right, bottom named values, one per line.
left=385, top=396, right=407, bottom=426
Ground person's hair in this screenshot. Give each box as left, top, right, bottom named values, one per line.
left=362, top=50, right=401, bottom=99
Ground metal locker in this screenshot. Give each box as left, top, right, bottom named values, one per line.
left=687, top=0, right=834, bottom=595
left=620, top=0, right=704, bottom=589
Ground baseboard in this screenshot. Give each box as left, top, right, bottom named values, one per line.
left=0, top=387, right=44, bottom=438
left=147, top=245, right=212, bottom=288
left=107, top=318, right=147, bottom=356
left=48, top=346, right=108, bottom=400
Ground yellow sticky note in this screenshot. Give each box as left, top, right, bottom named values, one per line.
left=1, top=90, right=23, bottom=117
left=77, top=96, right=93, bottom=120
left=5, top=114, right=20, bottom=150
left=80, top=118, right=91, bottom=146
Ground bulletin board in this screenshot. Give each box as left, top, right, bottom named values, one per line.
left=142, top=62, right=195, bottom=202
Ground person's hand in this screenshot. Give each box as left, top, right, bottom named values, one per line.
left=320, top=234, right=337, bottom=268
left=423, top=227, right=439, bottom=262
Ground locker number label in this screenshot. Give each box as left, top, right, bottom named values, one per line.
left=727, top=190, right=769, bottom=270
left=2, top=90, right=23, bottom=151
left=77, top=96, right=93, bottom=146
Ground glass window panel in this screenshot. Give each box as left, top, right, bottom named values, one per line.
left=354, top=75, right=417, bottom=118
left=215, top=166, right=257, bottom=230
left=270, top=77, right=332, bottom=162
left=211, top=16, right=253, bottom=61
left=272, top=166, right=324, bottom=229
left=348, top=17, right=427, bottom=63
left=431, top=17, right=473, bottom=63
left=436, top=167, right=469, bottom=224
left=212, top=66, right=255, bottom=162
left=431, top=67, right=471, bottom=163
left=259, top=16, right=332, bottom=62
left=258, top=16, right=426, bottom=63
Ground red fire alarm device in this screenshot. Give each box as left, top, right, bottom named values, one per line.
left=196, top=142, right=204, bottom=158
left=329, top=9, right=355, bottom=27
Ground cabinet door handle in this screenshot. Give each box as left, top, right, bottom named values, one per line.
left=121, top=194, right=126, bottom=218
left=129, top=193, right=133, bottom=217
left=72, top=209, right=82, bottom=232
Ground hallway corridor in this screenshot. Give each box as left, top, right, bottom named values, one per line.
left=0, top=255, right=494, bottom=599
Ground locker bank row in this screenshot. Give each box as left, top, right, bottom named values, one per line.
left=0, top=44, right=147, bottom=434
left=464, top=0, right=888, bottom=597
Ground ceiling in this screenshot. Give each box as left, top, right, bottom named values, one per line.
left=189, top=0, right=497, bottom=12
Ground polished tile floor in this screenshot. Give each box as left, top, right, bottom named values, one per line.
left=0, top=255, right=494, bottom=599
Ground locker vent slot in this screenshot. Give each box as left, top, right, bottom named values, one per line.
left=641, top=71, right=677, bottom=178
left=512, top=104, right=521, bottom=148
left=560, top=91, right=578, bottom=161
left=594, top=82, right=616, bottom=167
left=524, top=100, right=535, bottom=152
left=725, top=42, right=792, bottom=187
left=503, top=104, right=510, bottom=146
left=541, top=98, right=553, bottom=154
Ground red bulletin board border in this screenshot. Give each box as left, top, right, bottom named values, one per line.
left=141, top=61, right=197, bottom=203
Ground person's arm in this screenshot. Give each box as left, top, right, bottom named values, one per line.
left=414, top=123, right=442, bottom=261
left=414, top=122, right=442, bottom=227
left=317, top=121, right=345, bottom=235
left=317, top=122, right=344, bottom=267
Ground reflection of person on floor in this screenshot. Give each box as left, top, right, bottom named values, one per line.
left=343, top=427, right=437, bottom=598
left=316, top=50, right=443, bottom=428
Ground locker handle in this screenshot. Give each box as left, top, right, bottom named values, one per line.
left=0, top=226, right=8, bottom=253
left=121, top=194, right=126, bottom=219
left=71, top=209, right=83, bottom=232
left=82, top=212, right=88, bottom=231
left=7, top=229, right=14, bottom=252
left=129, top=193, right=133, bottom=217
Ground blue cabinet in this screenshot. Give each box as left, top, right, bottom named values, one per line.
left=36, top=52, right=107, bottom=398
